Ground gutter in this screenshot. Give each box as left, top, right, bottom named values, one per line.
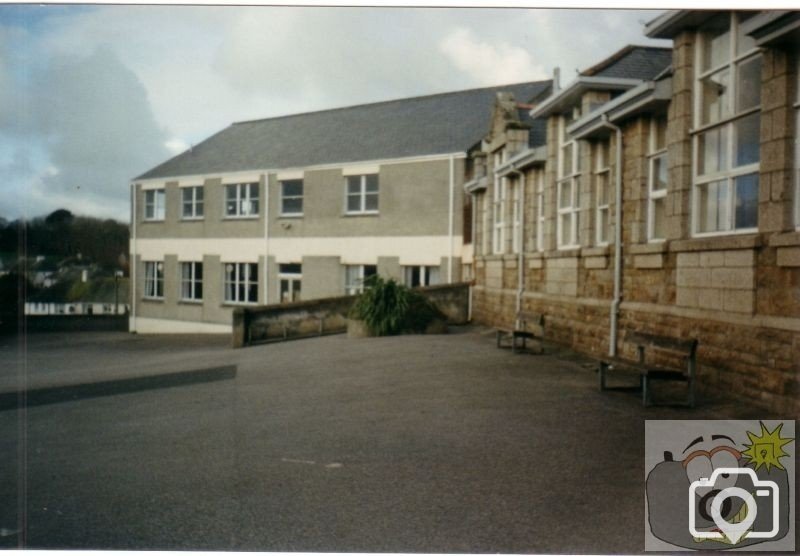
left=529, top=76, right=644, bottom=120
left=494, top=146, right=546, bottom=177
left=599, top=114, right=623, bottom=357
left=264, top=174, right=270, bottom=304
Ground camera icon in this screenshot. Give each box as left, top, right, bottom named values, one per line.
left=689, top=467, right=780, bottom=544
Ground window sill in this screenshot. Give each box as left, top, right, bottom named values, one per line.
left=546, top=247, right=581, bottom=259
left=142, top=219, right=165, bottom=223
left=628, top=241, right=668, bottom=255
left=222, top=216, right=260, bottom=221
left=769, top=231, right=800, bottom=247
left=222, top=301, right=258, bottom=307
left=142, top=297, right=164, bottom=302
left=180, top=217, right=204, bottom=222
left=343, top=211, right=379, bottom=217
left=581, top=245, right=609, bottom=257
left=178, top=299, right=203, bottom=305
left=279, top=213, right=304, bottom=219
left=671, top=233, right=761, bottom=253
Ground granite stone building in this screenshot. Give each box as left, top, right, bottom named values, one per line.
left=467, top=11, right=800, bottom=413
left=129, top=80, right=550, bottom=333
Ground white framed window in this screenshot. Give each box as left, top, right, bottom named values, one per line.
left=180, top=262, right=203, bottom=301
left=403, top=265, right=440, bottom=288
left=595, top=139, right=611, bottom=246
left=344, top=264, right=377, bottom=295
left=280, top=180, right=304, bottom=216
left=144, top=261, right=164, bottom=299
left=511, top=176, right=522, bottom=253
left=492, top=149, right=507, bottom=254
left=535, top=170, right=545, bottom=252
left=795, top=55, right=800, bottom=229
left=225, top=183, right=260, bottom=218
left=557, top=114, right=582, bottom=248
left=647, top=117, right=669, bottom=242
left=181, top=186, right=204, bottom=220
left=345, top=174, right=379, bottom=214
left=224, top=262, right=258, bottom=304
left=693, top=12, right=761, bottom=236
left=144, top=189, right=165, bottom=221
left=278, top=263, right=302, bottom=303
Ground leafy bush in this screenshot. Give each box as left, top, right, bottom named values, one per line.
left=349, top=275, right=444, bottom=336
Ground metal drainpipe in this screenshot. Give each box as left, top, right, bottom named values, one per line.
left=130, top=183, right=137, bottom=332
left=263, top=174, right=270, bottom=305
left=448, top=154, right=455, bottom=284
left=508, top=167, right=525, bottom=321
left=600, top=114, right=623, bottom=357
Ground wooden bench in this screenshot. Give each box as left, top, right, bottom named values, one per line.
left=599, top=331, right=698, bottom=407
left=496, top=311, right=545, bottom=354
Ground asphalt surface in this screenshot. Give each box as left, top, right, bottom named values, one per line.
left=0, top=328, right=777, bottom=552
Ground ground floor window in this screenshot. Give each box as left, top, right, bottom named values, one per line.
left=278, top=263, right=302, bottom=303
left=345, top=264, right=377, bottom=295
left=224, top=262, right=258, bottom=304
left=557, top=177, right=580, bottom=248
left=403, top=265, right=440, bottom=288
left=180, top=262, right=203, bottom=301
left=144, top=261, right=163, bottom=299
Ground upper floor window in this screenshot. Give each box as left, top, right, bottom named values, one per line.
left=144, top=261, right=164, bottom=299
left=693, top=12, right=761, bottom=235
left=345, top=264, right=377, bottom=295
left=225, top=183, right=260, bottom=218
left=180, top=261, right=203, bottom=301
left=224, top=262, right=258, bottom=304
left=557, top=115, right=582, bottom=248
left=535, top=170, right=545, bottom=252
left=648, top=117, right=668, bottom=242
left=492, top=150, right=507, bottom=254
left=280, top=179, right=304, bottom=216
left=511, top=176, right=522, bottom=254
left=181, top=186, right=204, bottom=220
left=345, top=174, right=379, bottom=214
left=795, top=54, right=800, bottom=229
left=595, top=139, right=611, bottom=246
left=144, top=189, right=165, bottom=221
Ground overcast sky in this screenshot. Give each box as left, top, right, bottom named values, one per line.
left=0, top=4, right=670, bottom=222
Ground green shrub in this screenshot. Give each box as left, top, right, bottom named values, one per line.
left=349, top=275, right=444, bottom=336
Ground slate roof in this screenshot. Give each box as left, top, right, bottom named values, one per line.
left=580, top=45, right=673, bottom=81
left=137, top=80, right=552, bottom=180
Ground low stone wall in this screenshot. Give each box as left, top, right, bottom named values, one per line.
left=233, top=282, right=471, bottom=348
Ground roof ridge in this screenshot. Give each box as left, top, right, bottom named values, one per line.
left=232, top=79, right=552, bottom=125
left=581, top=44, right=672, bottom=77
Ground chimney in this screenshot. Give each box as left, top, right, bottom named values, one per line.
left=553, top=67, right=561, bottom=92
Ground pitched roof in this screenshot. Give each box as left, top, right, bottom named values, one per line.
left=137, top=80, right=552, bottom=180
left=580, top=45, right=673, bottom=81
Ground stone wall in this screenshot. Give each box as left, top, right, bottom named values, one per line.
left=469, top=34, right=800, bottom=415
left=233, top=282, right=471, bottom=348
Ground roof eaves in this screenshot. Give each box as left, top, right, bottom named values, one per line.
left=464, top=176, right=489, bottom=194
left=494, top=147, right=546, bottom=176
left=741, top=10, right=800, bottom=47
left=567, top=78, right=671, bottom=140
left=529, top=76, right=644, bottom=120
left=644, top=10, right=720, bottom=39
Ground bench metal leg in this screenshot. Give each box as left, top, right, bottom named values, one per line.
left=599, top=362, right=607, bottom=391
left=642, top=375, right=650, bottom=407
left=496, top=330, right=503, bottom=348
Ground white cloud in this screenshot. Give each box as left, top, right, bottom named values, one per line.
left=165, top=138, right=190, bottom=155
left=439, top=27, right=548, bottom=85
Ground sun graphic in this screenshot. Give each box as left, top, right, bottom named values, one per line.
left=741, top=421, right=794, bottom=471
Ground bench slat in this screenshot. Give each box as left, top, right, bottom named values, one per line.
left=624, top=331, right=697, bottom=354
